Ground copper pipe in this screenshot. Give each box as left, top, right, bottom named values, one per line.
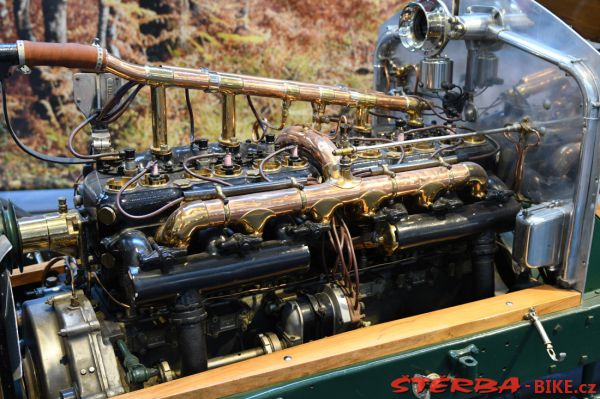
left=157, top=162, right=488, bottom=246
left=275, top=126, right=340, bottom=179
left=16, top=41, right=426, bottom=113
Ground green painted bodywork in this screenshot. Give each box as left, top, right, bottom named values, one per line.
left=228, top=218, right=600, bottom=399
left=585, top=218, right=600, bottom=293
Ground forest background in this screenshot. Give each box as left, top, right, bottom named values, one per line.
left=0, top=0, right=402, bottom=189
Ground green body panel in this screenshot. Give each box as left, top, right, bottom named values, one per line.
left=585, top=217, right=600, bottom=292
left=229, top=291, right=600, bottom=399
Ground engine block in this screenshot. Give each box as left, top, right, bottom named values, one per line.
left=1, top=0, right=599, bottom=397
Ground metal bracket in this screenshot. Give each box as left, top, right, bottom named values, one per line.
left=448, top=344, right=479, bottom=379
left=525, top=307, right=566, bottom=362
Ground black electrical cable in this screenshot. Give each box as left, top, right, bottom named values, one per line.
left=259, top=145, right=295, bottom=182
left=368, top=110, right=406, bottom=122
left=96, top=80, right=137, bottom=121
left=1, top=80, right=91, bottom=164
left=247, top=95, right=268, bottom=141
left=100, top=84, right=144, bottom=123
left=67, top=112, right=120, bottom=159
left=185, top=89, right=195, bottom=145
left=183, top=153, right=233, bottom=186
left=115, top=161, right=184, bottom=220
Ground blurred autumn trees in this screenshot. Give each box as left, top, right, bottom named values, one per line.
left=0, top=0, right=401, bottom=189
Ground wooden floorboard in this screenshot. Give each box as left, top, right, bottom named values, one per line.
left=116, top=285, right=580, bottom=399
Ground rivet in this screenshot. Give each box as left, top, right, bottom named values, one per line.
left=80, top=368, right=87, bottom=375
left=505, top=301, right=513, bottom=306
left=283, top=355, right=293, bottom=362
left=553, top=324, right=562, bottom=334
left=88, top=366, right=96, bottom=373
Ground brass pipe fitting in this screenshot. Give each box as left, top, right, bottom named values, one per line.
left=219, top=93, right=239, bottom=148
left=150, top=86, right=171, bottom=156
left=17, top=209, right=81, bottom=256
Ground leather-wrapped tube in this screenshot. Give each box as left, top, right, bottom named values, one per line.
left=130, top=243, right=311, bottom=302
left=21, top=41, right=103, bottom=70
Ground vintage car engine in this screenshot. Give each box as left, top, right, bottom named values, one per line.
left=1, top=0, right=599, bottom=397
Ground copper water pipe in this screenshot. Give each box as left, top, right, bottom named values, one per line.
left=275, top=126, right=340, bottom=179
left=16, top=41, right=426, bottom=112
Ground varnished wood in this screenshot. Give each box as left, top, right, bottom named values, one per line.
left=10, top=260, right=64, bottom=287
left=539, top=0, right=600, bottom=42
left=116, top=285, right=580, bottom=399
left=596, top=203, right=600, bottom=218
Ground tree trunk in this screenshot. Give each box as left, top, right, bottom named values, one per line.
left=189, top=0, right=201, bottom=18
left=139, top=0, right=181, bottom=61
left=12, top=0, right=36, bottom=41
left=0, top=0, right=8, bottom=19
left=97, top=0, right=120, bottom=57
left=97, top=0, right=109, bottom=47
left=42, top=0, right=67, bottom=43
left=107, top=8, right=120, bottom=57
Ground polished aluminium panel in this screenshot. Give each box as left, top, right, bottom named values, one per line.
left=374, top=0, right=600, bottom=290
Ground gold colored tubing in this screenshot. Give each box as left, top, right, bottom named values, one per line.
left=103, top=54, right=425, bottom=112
left=17, top=210, right=81, bottom=256
left=150, top=86, right=170, bottom=155
left=219, top=93, right=239, bottom=147
left=275, top=126, right=340, bottom=179
left=157, top=162, right=487, bottom=246
left=17, top=41, right=426, bottom=112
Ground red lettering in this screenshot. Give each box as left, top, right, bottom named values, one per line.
left=450, top=377, right=474, bottom=393
left=551, top=380, right=564, bottom=393
left=429, top=376, right=451, bottom=393
left=411, top=376, right=431, bottom=394
left=474, top=377, right=498, bottom=394
left=390, top=376, right=411, bottom=393
left=498, top=377, right=520, bottom=393
left=534, top=380, right=546, bottom=393
left=565, top=380, right=573, bottom=394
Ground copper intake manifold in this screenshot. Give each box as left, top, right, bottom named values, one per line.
left=14, top=40, right=425, bottom=112
left=157, top=128, right=487, bottom=246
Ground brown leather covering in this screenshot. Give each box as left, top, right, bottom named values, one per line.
left=22, top=41, right=102, bottom=69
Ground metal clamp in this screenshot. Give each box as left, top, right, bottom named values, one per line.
left=525, top=307, right=566, bottom=362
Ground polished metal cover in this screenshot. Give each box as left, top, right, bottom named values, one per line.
left=513, top=202, right=571, bottom=269
left=420, top=56, right=454, bottom=91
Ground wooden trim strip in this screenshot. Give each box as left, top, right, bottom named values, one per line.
left=10, top=260, right=65, bottom=288
left=116, top=285, right=580, bottom=399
